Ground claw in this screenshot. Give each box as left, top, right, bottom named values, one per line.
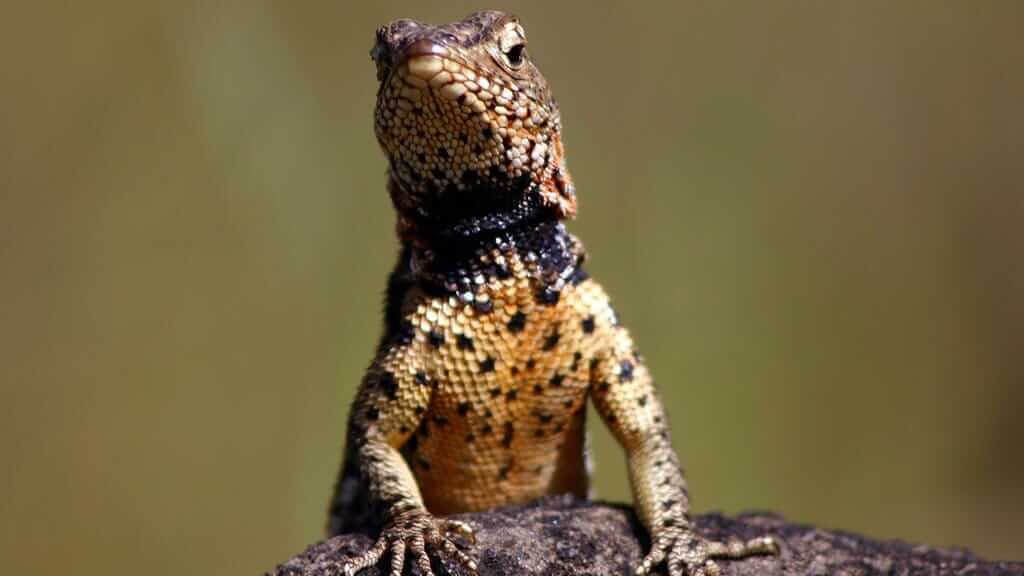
left=635, top=527, right=777, bottom=576
left=335, top=509, right=477, bottom=576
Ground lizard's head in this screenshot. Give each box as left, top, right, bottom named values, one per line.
left=371, top=11, right=576, bottom=240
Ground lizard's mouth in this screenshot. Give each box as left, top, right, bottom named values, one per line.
left=373, top=40, right=568, bottom=232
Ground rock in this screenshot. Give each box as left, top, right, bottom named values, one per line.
left=268, top=495, right=1023, bottom=576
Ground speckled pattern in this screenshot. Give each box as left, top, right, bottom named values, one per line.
left=274, top=496, right=1024, bottom=576
left=327, top=11, right=776, bottom=576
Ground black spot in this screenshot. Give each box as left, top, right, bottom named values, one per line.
left=481, top=424, right=493, bottom=436
left=437, top=147, right=449, bottom=159
left=507, top=311, right=526, bottom=333
left=597, top=381, right=610, bottom=393
left=501, top=422, right=515, bottom=448
left=562, top=398, right=573, bottom=408
left=510, top=366, right=519, bottom=375
left=483, top=408, right=493, bottom=418
left=399, top=426, right=409, bottom=434
left=474, top=299, right=493, bottom=314
left=663, top=519, right=676, bottom=528
left=534, top=429, right=545, bottom=438
left=498, top=462, right=511, bottom=480
left=581, top=316, right=595, bottom=334
left=654, top=415, right=662, bottom=424
left=465, top=433, right=475, bottom=443
left=533, top=384, right=544, bottom=395
left=417, top=152, right=427, bottom=163
left=536, top=286, right=560, bottom=305
left=480, top=356, right=496, bottom=373
left=414, top=406, right=425, bottom=416
left=458, top=133, right=469, bottom=144
left=432, top=415, right=449, bottom=427
left=536, top=412, right=553, bottom=424
left=605, top=414, right=617, bottom=424
left=525, top=358, right=536, bottom=370
left=549, top=373, right=565, bottom=387
left=638, top=395, right=648, bottom=407
left=473, top=144, right=484, bottom=155
left=457, top=402, right=471, bottom=416
left=365, top=406, right=380, bottom=421
left=662, top=500, right=676, bottom=510
left=506, top=388, right=518, bottom=401
left=482, top=127, right=493, bottom=139
left=415, top=372, right=429, bottom=386
left=417, top=457, right=431, bottom=471
left=542, top=330, right=560, bottom=351
left=619, top=360, right=634, bottom=382
left=431, top=167, right=445, bottom=181
left=553, top=422, right=565, bottom=433
left=489, top=387, right=502, bottom=398
left=379, top=372, right=398, bottom=400
left=570, top=352, right=582, bottom=371
left=495, top=265, right=511, bottom=279
left=396, top=321, right=415, bottom=345
left=428, top=331, right=445, bottom=348
left=456, top=334, right=474, bottom=351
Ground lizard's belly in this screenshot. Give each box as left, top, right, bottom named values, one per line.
left=408, top=403, right=589, bottom=515
left=401, top=279, right=604, bottom=514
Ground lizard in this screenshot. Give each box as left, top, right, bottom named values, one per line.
left=328, top=10, right=778, bottom=576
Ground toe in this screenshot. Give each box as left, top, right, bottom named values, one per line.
left=439, top=537, right=477, bottom=573
left=411, top=534, right=434, bottom=576
left=442, top=519, right=476, bottom=544
left=388, top=539, right=406, bottom=576
left=635, top=544, right=667, bottom=575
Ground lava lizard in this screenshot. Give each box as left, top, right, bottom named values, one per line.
left=328, top=10, right=778, bottom=576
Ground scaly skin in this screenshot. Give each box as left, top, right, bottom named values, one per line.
left=328, top=11, right=778, bottom=576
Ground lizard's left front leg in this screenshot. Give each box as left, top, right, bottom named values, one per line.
left=589, top=328, right=778, bottom=576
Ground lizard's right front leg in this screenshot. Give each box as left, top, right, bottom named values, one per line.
left=339, top=363, right=477, bottom=576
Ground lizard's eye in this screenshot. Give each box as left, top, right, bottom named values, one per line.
left=504, top=43, right=526, bottom=67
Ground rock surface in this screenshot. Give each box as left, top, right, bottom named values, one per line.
left=269, top=495, right=1022, bottom=576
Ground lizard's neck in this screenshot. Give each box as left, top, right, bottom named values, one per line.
left=404, top=216, right=587, bottom=302
left=390, top=174, right=587, bottom=300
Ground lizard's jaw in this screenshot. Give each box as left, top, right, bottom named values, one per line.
left=374, top=41, right=576, bottom=231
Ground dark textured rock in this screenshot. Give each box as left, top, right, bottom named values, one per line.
left=269, top=495, right=1022, bottom=576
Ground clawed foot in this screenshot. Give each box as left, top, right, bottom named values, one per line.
left=337, top=509, right=477, bottom=576
left=635, top=528, right=778, bottom=576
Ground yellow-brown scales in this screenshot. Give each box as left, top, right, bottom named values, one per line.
left=330, top=11, right=778, bottom=576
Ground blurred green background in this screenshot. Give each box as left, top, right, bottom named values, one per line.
left=2, top=1, right=1022, bottom=574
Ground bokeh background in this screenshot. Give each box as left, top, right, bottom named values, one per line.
left=2, top=1, right=1022, bottom=574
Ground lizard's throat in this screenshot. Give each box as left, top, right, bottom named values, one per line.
left=403, top=209, right=586, bottom=299
left=391, top=170, right=562, bottom=243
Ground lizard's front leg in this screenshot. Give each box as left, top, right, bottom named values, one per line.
left=589, top=326, right=778, bottom=576
left=338, top=361, right=478, bottom=576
